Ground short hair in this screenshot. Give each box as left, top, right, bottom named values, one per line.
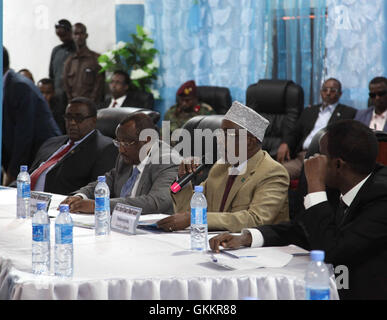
left=38, top=78, right=54, bottom=87
left=119, top=112, right=155, bottom=137
left=113, top=70, right=130, bottom=85
left=68, top=97, right=97, bottom=117
left=3, top=47, right=9, bottom=70
left=73, top=22, right=87, bottom=33
left=323, top=78, right=342, bottom=92
left=369, top=76, right=387, bottom=87
left=326, top=120, right=378, bottom=175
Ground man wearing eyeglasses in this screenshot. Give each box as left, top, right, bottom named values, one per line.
left=28, top=97, right=118, bottom=195
left=276, top=78, right=356, bottom=180
left=355, top=76, right=387, bottom=132
left=60, top=112, right=180, bottom=214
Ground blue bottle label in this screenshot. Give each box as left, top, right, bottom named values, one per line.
left=191, top=207, right=207, bottom=224
left=17, top=182, right=31, bottom=198
left=55, top=224, right=73, bottom=244
left=95, top=197, right=109, bottom=212
left=32, top=224, right=50, bottom=242
left=306, top=287, right=330, bottom=300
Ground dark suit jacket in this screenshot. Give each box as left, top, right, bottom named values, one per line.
left=29, top=130, right=118, bottom=195
left=284, top=103, right=357, bottom=158
left=2, top=70, right=61, bottom=178
left=355, top=106, right=387, bottom=132
left=258, top=165, right=387, bottom=300
left=75, top=141, right=180, bottom=214
left=98, top=91, right=154, bottom=110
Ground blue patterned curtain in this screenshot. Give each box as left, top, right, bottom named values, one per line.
left=144, top=0, right=270, bottom=119
left=268, top=0, right=327, bottom=106
left=325, top=0, right=387, bottom=110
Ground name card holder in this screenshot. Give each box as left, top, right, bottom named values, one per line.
left=30, top=192, right=52, bottom=216
left=111, top=203, right=142, bottom=235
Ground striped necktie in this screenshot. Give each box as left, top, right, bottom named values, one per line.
left=120, top=167, right=140, bottom=198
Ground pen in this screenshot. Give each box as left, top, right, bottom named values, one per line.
left=221, top=250, right=257, bottom=259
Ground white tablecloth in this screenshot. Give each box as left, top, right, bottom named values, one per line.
left=0, top=188, right=339, bottom=300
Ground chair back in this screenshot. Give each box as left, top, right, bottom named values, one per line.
left=375, top=130, right=387, bottom=165
left=196, top=86, right=232, bottom=115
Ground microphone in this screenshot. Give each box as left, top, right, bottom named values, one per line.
left=170, top=156, right=207, bottom=193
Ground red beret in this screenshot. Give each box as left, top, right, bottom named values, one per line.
left=177, top=80, right=197, bottom=98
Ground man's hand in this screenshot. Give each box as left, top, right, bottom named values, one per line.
left=276, top=143, right=290, bottom=163
left=209, top=232, right=252, bottom=252
left=157, top=212, right=190, bottom=232
left=178, top=157, right=202, bottom=179
left=304, top=153, right=328, bottom=194
left=60, top=196, right=94, bottom=213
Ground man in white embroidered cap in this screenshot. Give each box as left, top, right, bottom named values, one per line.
left=157, top=101, right=290, bottom=233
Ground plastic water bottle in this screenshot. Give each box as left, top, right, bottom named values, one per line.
left=94, top=176, right=110, bottom=236
left=55, top=204, right=73, bottom=277
left=190, top=185, right=208, bottom=251
left=16, top=165, right=31, bottom=219
left=305, top=250, right=331, bottom=300
left=32, top=202, right=50, bottom=275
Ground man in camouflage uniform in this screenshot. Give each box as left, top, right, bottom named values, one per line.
left=164, top=80, right=215, bottom=135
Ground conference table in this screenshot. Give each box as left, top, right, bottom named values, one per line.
left=0, top=187, right=339, bottom=300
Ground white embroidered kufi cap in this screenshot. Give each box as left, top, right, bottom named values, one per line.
left=223, top=101, right=270, bottom=142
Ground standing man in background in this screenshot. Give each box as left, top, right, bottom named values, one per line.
left=63, top=22, right=105, bottom=104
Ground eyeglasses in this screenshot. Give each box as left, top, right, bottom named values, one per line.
left=112, top=139, right=137, bottom=148
left=63, top=114, right=95, bottom=123
left=369, top=90, right=387, bottom=98
left=321, top=87, right=340, bottom=93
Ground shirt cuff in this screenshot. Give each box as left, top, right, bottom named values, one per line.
left=242, top=228, right=264, bottom=248
left=74, top=193, right=88, bottom=200
left=304, top=191, right=328, bottom=210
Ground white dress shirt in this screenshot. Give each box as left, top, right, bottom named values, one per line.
left=246, top=173, right=372, bottom=248
left=33, top=130, right=96, bottom=192
left=369, top=109, right=387, bottom=131
left=302, top=103, right=338, bottom=150
left=108, top=95, right=127, bottom=108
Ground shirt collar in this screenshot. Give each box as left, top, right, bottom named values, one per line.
left=71, top=129, right=95, bottom=146
left=372, top=109, right=387, bottom=119
left=320, top=102, right=338, bottom=113
left=113, top=95, right=127, bottom=105
left=341, top=173, right=372, bottom=207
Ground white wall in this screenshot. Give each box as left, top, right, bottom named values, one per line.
left=3, top=0, right=121, bottom=83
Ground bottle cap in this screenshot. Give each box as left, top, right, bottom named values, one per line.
left=59, top=204, right=70, bottom=212
left=20, top=165, right=28, bottom=172
left=98, top=176, right=106, bottom=183
left=36, top=202, right=46, bottom=211
left=310, top=250, right=325, bottom=262
left=194, top=185, right=203, bottom=193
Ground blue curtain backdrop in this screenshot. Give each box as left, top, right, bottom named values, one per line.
left=325, top=0, right=387, bottom=110
left=144, top=0, right=270, bottom=120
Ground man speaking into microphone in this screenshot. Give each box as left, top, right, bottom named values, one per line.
left=157, top=101, right=290, bottom=233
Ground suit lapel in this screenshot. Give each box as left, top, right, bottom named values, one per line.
left=135, top=164, right=149, bottom=196
left=328, top=104, right=344, bottom=124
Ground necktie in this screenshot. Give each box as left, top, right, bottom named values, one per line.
left=219, top=174, right=238, bottom=212
left=120, top=167, right=140, bottom=198
left=335, top=198, right=348, bottom=226
left=30, top=141, right=75, bottom=190
left=111, top=100, right=117, bottom=108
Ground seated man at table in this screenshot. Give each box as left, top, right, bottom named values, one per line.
left=157, top=101, right=290, bottom=233
left=61, top=112, right=180, bottom=214
left=28, top=97, right=118, bottom=195
left=209, top=120, right=387, bottom=300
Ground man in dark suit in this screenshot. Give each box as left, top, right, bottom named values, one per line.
left=61, top=112, right=180, bottom=214
left=98, top=70, right=154, bottom=110
left=276, top=78, right=356, bottom=179
left=2, top=47, right=61, bottom=186
left=29, top=97, right=118, bottom=195
left=210, top=120, right=387, bottom=300
left=355, top=76, right=387, bottom=132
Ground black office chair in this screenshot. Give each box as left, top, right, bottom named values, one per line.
left=196, top=86, right=232, bottom=115
left=178, top=114, right=224, bottom=185
left=246, top=79, right=304, bottom=158
left=96, top=107, right=160, bottom=139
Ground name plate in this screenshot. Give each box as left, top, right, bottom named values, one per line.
left=111, top=203, right=142, bottom=235
left=30, top=192, right=52, bottom=215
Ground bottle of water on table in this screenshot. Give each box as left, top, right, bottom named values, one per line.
left=305, top=250, right=331, bottom=300
left=32, top=201, right=50, bottom=275
left=17, top=165, right=31, bottom=219
left=55, top=204, right=73, bottom=277
left=94, top=176, right=110, bottom=236
left=190, top=185, right=208, bottom=251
